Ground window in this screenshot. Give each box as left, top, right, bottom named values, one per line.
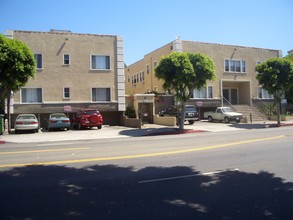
left=153, top=61, right=157, bottom=69
left=224, top=59, right=246, bottom=73
left=92, top=88, right=110, bottom=101
left=34, top=54, right=43, bottom=69
left=21, top=88, right=42, bottom=103
left=63, top=54, right=70, bottom=65
left=64, top=87, right=70, bottom=99
left=192, top=86, right=213, bottom=98
left=146, top=64, right=150, bottom=74
left=139, top=71, right=144, bottom=82
left=91, top=55, right=110, bottom=70
left=258, top=87, right=273, bottom=99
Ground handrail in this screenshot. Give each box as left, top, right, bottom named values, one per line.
left=252, top=97, right=273, bottom=120
left=221, top=96, right=237, bottom=111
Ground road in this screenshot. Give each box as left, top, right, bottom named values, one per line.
left=0, top=127, right=293, bottom=219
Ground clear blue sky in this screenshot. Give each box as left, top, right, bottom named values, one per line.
left=1, top=0, right=292, bottom=65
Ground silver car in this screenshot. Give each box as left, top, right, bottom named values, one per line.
left=15, top=114, right=39, bottom=134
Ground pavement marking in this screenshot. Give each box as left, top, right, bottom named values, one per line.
left=138, top=169, right=240, bottom=184
left=0, top=147, right=90, bottom=155
left=0, top=135, right=285, bottom=168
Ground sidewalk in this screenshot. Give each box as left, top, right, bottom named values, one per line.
left=1, top=120, right=293, bottom=144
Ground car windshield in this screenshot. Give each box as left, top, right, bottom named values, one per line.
left=185, top=106, right=197, bottom=111
left=222, top=107, right=233, bottom=113
left=50, top=114, right=67, bottom=119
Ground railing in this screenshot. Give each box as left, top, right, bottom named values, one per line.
left=221, top=96, right=237, bottom=111
left=252, top=97, right=274, bottom=120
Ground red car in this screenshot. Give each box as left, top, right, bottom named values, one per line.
left=72, top=109, right=103, bottom=130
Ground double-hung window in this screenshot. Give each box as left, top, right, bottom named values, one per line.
left=224, top=59, right=246, bottom=73
left=21, top=88, right=42, bottom=103
left=91, top=55, right=110, bottom=70
left=192, top=86, right=213, bottom=98
left=64, top=87, right=70, bottom=99
left=63, top=54, right=70, bottom=65
left=258, top=87, right=273, bottom=99
left=34, top=54, right=43, bottom=69
left=92, top=88, right=111, bottom=102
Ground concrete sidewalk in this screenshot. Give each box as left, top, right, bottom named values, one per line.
left=1, top=120, right=293, bottom=144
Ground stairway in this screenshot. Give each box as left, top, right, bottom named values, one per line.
left=232, top=105, right=267, bottom=122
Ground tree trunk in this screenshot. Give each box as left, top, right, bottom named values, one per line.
left=276, top=101, right=281, bottom=126
left=179, top=103, right=185, bottom=131
left=6, top=93, right=12, bottom=133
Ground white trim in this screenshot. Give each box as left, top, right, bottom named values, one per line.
left=90, top=54, right=111, bottom=71
left=91, top=87, right=112, bottom=102
left=63, top=87, right=70, bottom=99
left=63, top=53, right=70, bottom=65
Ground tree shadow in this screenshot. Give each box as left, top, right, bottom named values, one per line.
left=0, top=165, right=292, bottom=219
left=228, top=123, right=270, bottom=130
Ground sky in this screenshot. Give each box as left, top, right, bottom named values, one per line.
left=0, top=0, right=292, bottom=65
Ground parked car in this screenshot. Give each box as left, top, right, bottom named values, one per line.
left=72, top=109, right=103, bottom=130
left=204, top=107, right=243, bottom=123
left=159, top=105, right=199, bottom=124
left=14, top=114, right=39, bottom=134
left=47, top=113, right=71, bottom=131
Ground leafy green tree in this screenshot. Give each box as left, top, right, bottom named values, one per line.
left=155, top=52, right=216, bottom=130
left=284, top=53, right=293, bottom=105
left=256, top=58, right=293, bottom=125
left=0, top=34, right=36, bottom=132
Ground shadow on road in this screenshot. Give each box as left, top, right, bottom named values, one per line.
left=1, top=165, right=292, bottom=219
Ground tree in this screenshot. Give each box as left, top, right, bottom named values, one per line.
left=155, top=52, right=216, bottom=130
left=255, top=58, right=293, bottom=125
left=284, top=53, right=293, bottom=105
left=0, top=34, right=36, bottom=132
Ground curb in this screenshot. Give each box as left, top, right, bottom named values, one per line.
left=144, top=129, right=207, bottom=136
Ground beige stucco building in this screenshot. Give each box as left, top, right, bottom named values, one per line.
left=5, top=30, right=125, bottom=126
left=125, top=39, right=282, bottom=120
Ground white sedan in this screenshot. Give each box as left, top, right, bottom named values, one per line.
left=15, top=114, right=39, bottom=134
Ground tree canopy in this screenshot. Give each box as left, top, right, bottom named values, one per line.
left=0, top=34, right=36, bottom=102
left=255, top=57, right=293, bottom=125
left=155, top=51, right=216, bottom=130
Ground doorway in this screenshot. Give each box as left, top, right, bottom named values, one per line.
left=223, top=88, right=238, bottom=105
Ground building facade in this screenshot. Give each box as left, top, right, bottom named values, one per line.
left=125, top=39, right=282, bottom=119
left=5, top=30, right=125, bottom=126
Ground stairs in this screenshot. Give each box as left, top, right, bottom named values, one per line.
left=232, top=105, right=267, bottom=122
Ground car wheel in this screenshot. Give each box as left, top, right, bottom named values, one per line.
left=15, top=129, right=19, bottom=134
left=208, top=116, right=213, bottom=122
left=236, top=119, right=240, bottom=123
left=224, top=117, right=230, bottom=123
left=188, top=120, right=194, bottom=125
left=97, top=125, right=102, bottom=129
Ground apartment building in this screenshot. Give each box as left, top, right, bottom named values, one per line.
left=5, top=30, right=125, bottom=126
left=125, top=39, right=281, bottom=120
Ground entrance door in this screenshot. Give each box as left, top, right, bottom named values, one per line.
left=223, top=88, right=238, bottom=105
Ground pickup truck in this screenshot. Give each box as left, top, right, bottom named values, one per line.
left=204, top=107, right=243, bottom=123
left=159, top=105, right=199, bottom=124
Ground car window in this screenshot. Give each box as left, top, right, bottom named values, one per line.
left=84, top=110, right=99, bottom=115
left=18, top=115, right=36, bottom=120
left=51, top=114, right=66, bottom=119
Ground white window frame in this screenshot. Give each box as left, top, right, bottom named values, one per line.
left=224, top=59, right=246, bottom=73
left=90, top=55, right=110, bottom=70
left=34, top=53, right=43, bottom=69
left=91, top=87, right=111, bottom=102
left=146, top=64, right=150, bottom=74
left=257, top=87, right=273, bottom=99
left=63, top=87, right=70, bottom=99
left=63, top=54, right=70, bottom=65
left=192, top=86, right=213, bottom=99
left=21, top=88, right=43, bottom=103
